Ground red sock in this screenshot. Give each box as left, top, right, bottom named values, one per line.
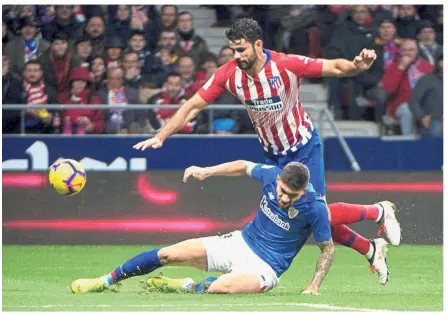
left=329, top=202, right=380, bottom=225
left=331, top=224, right=371, bottom=255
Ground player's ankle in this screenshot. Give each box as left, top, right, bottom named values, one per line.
left=374, top=204, right=384, bottom=223
left=365, top=240, right=376, bottom=263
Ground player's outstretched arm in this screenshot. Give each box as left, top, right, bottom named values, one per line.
left=133, top=93, right=209, bottom=151
left=302, top=239, right=335, bottom=295
left=183, top=160, right=257, bottom=182
left=321, top=48, right=377, bottom=77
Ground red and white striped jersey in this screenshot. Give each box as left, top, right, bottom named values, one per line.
left=198, top=49, right=324, bottom=155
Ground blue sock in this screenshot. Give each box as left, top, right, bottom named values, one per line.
left=105, top=248, right=162, bottom=285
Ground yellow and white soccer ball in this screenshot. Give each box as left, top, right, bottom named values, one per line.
left=49, top=158, right=87, bottom=195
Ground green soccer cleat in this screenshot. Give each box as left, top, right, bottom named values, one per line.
left=71, top=277, right=107, bottom=294
left=146, top=274, right=195, bottom=293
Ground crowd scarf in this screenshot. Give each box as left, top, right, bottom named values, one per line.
left=108, top=88, right=129, bottom=128
left=69, top=88, right=91, bottom=104
left=24, top=39, right=38, bottom=63
left=73, top=5, right=86, bottom=23
left=375, top=37, right=403, bottom=69
left=407, top=59, right=426, bottom=89
left=24, top=80, right=48, bottom=105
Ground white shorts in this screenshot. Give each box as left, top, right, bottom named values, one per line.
left=201, top=230, right=279, bottom=292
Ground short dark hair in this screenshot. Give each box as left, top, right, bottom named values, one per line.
left=279, top=162, right=310, bottom=191
left=124, top=50, right=139, bottom=59
left=24, top=59, right=42, bottom=70
left=167, top=72, right=182, bottom=80
left=203, top=53, right=218, bottom=66
left=225, top=17, right=263, bottom=44
left=178, top=11, right=193, bottom=19
left=161, top=5, right=178, bottom=14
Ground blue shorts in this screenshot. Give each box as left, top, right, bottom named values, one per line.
left=264, top=130, right=326, bottom=196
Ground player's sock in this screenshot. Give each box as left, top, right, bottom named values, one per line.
left=331, top=225, right=373, bottom=258
left=103, top=248, right=162, bottom=286
left=186, top=276, right=218, bottom=293
left=329, top=202, right=383, bottom=225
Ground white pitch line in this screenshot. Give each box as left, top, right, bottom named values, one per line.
left=2, top=302, right=393, bottom=312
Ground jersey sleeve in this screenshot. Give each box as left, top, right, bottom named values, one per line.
left=197, top=64, right=228, bottom=103
left=250, top=164, right=280, bottom=184
left=310, top=201, right=332, bottom=243
left=280, top=54, right=324, bottom=78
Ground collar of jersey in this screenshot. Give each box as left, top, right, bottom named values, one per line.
left=262, top=48, right=271, bottom=68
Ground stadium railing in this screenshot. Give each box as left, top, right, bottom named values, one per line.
left=2, top=104, right=361, bottom=172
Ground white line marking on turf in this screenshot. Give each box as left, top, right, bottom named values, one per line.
left=2, top=303, right=392, bottom=312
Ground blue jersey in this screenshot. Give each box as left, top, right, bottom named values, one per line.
left=241, top=163, right=331, bottom=277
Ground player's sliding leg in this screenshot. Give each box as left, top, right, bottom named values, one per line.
left=329, top=201, right=401, bottom=245
left=148, top=273, right=266, bottom=294
left=331, top=225, right=389, bottom=285
left=71, top=238, right=208, bottom=293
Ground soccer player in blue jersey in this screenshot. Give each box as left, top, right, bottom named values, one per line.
left=71, top=161, right=335, bottom=295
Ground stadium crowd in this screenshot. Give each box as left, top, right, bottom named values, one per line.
left=2, top=5, right=443, bottom=136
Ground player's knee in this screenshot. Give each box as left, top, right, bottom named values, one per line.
left=157, top=247, right=177, bottom=265
left=207, top=281, right=235, bottom=294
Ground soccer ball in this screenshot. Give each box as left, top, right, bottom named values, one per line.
left=49, top=158, right=87, bottom=196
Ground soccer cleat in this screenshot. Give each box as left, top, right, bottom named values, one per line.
left=368, top=238, right=389, bottom=285
left=377, top=201, right=401, bottom=246
left=146, top=274, right=195, bottom=293
left=71, top=277, right=107, bottom=293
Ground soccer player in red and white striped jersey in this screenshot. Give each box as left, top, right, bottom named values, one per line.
left=134, top=18, right=401, bottom=289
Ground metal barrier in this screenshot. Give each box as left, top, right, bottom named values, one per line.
left=2, top=103, right=361, bottom=171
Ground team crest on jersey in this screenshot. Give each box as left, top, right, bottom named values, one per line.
left=288, top=208, right=299, bottom=219
left=268, top=192, right=275, bottom=200
left=269, top=76, right=282, bottom=89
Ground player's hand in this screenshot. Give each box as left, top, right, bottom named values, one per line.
left=301, top=287, right=320, bottom=296
left=353, top=49, right=377, bottom=71
left=183, top=166, right=212, bottom=183
left=421, top=115, right=432, bottom=129
left=133, top=137, right=163, bottom=151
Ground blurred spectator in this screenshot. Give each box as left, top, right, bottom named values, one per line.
left=105, top=36, right=125, bottom=68
left=127, top=30, right=157, bottom=83
left=142, top=5, right=178, bottom=53
left=122, top=51, right=144, bottom=88
left=396, top=5, right=420, bottom=39
left=90, top=55, right=107, bottom=90
left=160, top=5, right=178, bottom=31
left=327, top=5, right=386, bottom=121
left=218, top=45, right=233, bottom=66
left=435, top=7, right=443, bottom=45
left=37, top=5, right=56, bottom=25
left=74, top=34, right=93, bottom=68
left=3, top=21, right=13, bottom=48
left=39, top=32, right=81, bottom=94
left=3, top=54, right=25, bottom=133
left=177, top=55, right=197, bottom=99
left=382, top=39, right=433, bottom=135
left=58, top=66, right=104, bottom=134
left=174, top=11, right=210, bottom=69
left=154, top=30, right=179, bottom=87
left=107, top=5, right=132, bottom=45
left=409, top=54, right=443, bottom=137
left=5, top=16, right=50, bottom=76
left=374, top=18, right=403, bottom=71
left=417, top=20, right=443, bottom=66
left=3, top=5, right=38, bottom=35
left=21, top=59, right=58, bottom=134
left=41, top=5, right=83, bottom=43
left=191, top=54, right=216, bottom=93
left=85, top=16, right=106, bottom=57
left=368, top=6, right=395, bottom=28
left=98, top=67, right=142, bottom=134
left=146, top=72, right=195, bottom=134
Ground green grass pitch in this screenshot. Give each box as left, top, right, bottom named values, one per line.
left=2, top=245, right=442, bottom=311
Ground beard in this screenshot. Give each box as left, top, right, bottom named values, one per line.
left=236, top=54, right=257, bottom=70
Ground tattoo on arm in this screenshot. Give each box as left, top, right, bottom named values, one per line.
left=310, top=239, right=335, bottom=289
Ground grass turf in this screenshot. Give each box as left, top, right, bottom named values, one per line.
left=2, top=245, right=443, bottom=311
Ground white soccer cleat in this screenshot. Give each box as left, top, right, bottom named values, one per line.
left=377, top=201, right=401, bottom=246
left=368, top=238, right=389, bottom=285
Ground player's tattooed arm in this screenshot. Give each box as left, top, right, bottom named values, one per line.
left=305, top=239, right=335, bottom=294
